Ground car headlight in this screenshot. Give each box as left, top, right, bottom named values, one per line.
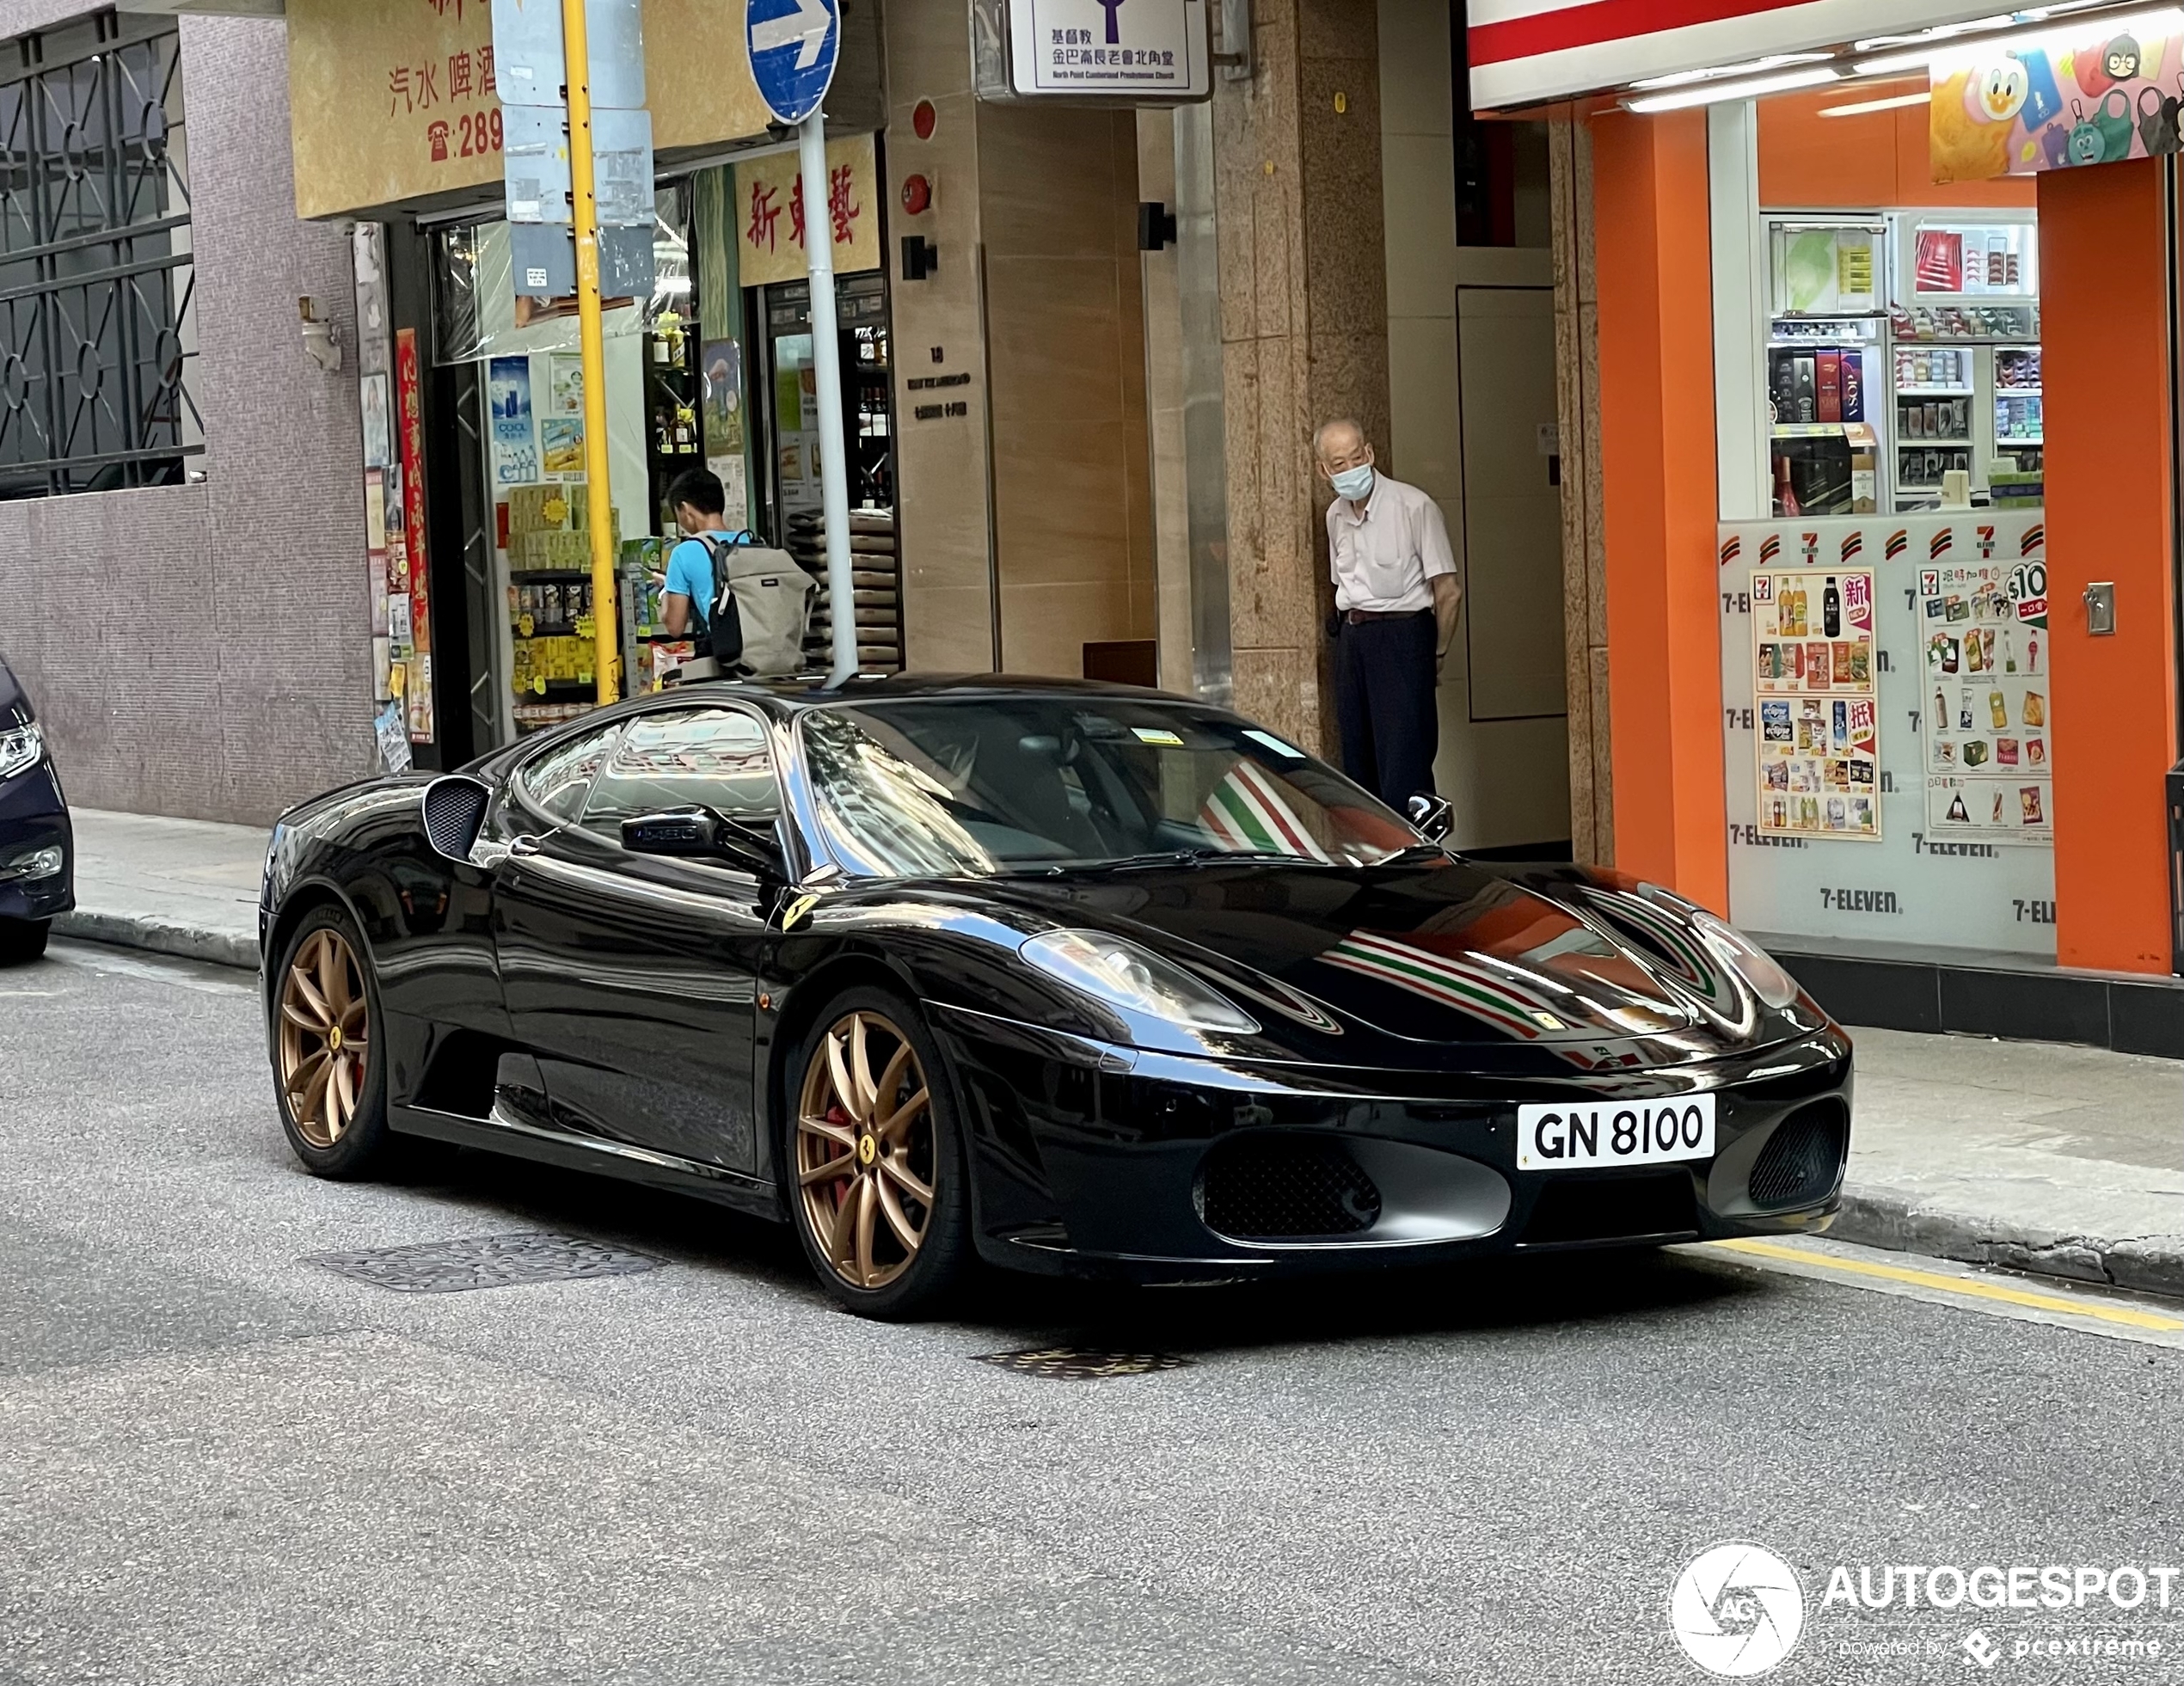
left=1691, top=911, right=1801, bottom=1009
left=1020, top=929, right=1261, bottom=1034
left=0, top=720, right=43, bottom=782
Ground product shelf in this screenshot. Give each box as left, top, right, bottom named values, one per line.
left=1894, top=386, right=1972, bottom=396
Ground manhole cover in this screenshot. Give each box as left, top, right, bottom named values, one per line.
left=306, top=1230, right=664, bottom=1294
left=973, top=1347, right=1193, bottom=1380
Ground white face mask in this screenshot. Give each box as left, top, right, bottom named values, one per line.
left=1329, top=463, right=1375, bottom=502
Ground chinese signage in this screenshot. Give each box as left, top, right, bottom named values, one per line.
left=1930, top=28, right=2184, bottom=182
left=394, top=328, right=434, bottom=743
left=1752, top=567, right=1880, bottom=842
left=1008, top=0, right=1208, bottom=96
left=287, top=0, right=770, bottom=220
left=733, top=132, right=880, bottom=289
left=1462, top=1, right=2009, bottom=112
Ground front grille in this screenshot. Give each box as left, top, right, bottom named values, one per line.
left=1747, top=1100, right=1849, bottom=1209
left=1198, top=1135, right=1382, bottom=1242
left=422, top=776, right=490, bottom=861
left=1520, top=1170, right=1696, bottom=1246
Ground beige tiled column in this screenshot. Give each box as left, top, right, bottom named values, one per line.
left=1212, top=0, right=1390, bottom=754
left=1549, top=110, right=1612, bottom=864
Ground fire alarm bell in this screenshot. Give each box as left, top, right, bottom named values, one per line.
left=901, top=174, right=933, bottom=216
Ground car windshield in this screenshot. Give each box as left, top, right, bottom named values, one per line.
left=801, top=696, right=1426, bottom=877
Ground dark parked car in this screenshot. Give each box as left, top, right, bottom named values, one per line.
left=0, top=655, right=71, bottom=964
left=259, top=677, right=1852, bottom=1317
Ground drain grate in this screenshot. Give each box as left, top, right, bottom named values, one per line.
left=972, top=1347, right=1193, bottom=1380
left=306, top=1230, right=664, bottom=1294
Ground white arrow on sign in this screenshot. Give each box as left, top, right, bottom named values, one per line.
left=750, top=0, right=831, bottom=70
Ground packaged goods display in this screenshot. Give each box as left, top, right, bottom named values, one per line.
left=1768, top=212, right=2043, bottom=517
left=1751, top=568, right=1881, bottom=839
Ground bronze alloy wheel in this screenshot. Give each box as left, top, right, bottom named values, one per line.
left=795, top=1009, right=937, bottom=1291
left=279, top=927, right=371, bottom=1149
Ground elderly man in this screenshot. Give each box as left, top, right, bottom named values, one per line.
left=1315, top=418, right=1462, bottom=810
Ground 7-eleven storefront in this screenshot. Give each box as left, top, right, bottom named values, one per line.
left=1471, top=1, right=2184, bottom=1052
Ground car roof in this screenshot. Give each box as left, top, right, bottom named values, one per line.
left=678, top=672, right=1194, bottom=711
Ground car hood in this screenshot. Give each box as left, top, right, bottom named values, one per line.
left=977, top=858, right=1795, bottom=1062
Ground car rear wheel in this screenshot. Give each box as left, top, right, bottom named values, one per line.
left=0, top=917, right=49, bottom=965
left=788, top=988, right=969, bottom=1319
left=273, top=905, right=390, bottom=1179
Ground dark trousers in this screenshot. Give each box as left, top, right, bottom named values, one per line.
left=1334, top=611, right=1439, bottom=808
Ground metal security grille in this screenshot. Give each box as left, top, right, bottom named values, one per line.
left=0, top=16, right=199, bottom=499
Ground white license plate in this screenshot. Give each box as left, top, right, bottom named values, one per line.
left=1516, top=1094, right=1715, bottom=1171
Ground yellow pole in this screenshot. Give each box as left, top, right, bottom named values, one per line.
left=562, top=0, right=619, bottom=706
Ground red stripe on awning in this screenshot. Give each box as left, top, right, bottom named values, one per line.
left=1469, top=0, right=1809, bottom=68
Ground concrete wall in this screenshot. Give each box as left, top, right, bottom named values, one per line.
left=1212, top=0, right=1390, bottom=754
left=0, top=9, right=374, bottom=824
left=1377, top=0, right=1568, bottom=851
left=883, top=0, right=1155, bottom=678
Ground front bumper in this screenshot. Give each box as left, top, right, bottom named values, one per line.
left=0, top=763, right=71, bottom=924
left=934, top=1005, right=1853, bottom=1282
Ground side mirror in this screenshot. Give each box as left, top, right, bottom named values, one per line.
left=622, top=806, right=785, bottom=878
left=1405, top=792, right=1456, bottom=843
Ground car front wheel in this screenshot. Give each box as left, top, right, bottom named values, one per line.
left=272, top=904, right=390, bottom=1179
left=787, top=987, right=970, bottom=1319
left=0, top=917, right=49, bottom=966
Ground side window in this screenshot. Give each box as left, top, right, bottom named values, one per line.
left=579, top=709, right=781, bottom=838
left=516, top=722, right=623, bottom=824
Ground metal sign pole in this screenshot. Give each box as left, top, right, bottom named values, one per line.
left=561, top=0, right=620, bottom=706
left=800, top=110, right=859, bottom=686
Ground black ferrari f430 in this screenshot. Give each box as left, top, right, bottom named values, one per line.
left=261, top=677, right=1852, bottom=1317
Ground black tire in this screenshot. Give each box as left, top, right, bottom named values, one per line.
left=784, top=984, right=972, bottom=1320
left=0, top=917, right=49, bottom=966
left=270, top=904, right=392, bottom=1180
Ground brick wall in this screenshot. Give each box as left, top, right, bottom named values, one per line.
left=0, top=10, right=377, bottom=824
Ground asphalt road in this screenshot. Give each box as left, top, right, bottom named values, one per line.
left=4, top=940, right=2182, bottom=1686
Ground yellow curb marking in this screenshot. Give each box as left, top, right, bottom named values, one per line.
left=1712, top=1237, right=2184, bottom=1333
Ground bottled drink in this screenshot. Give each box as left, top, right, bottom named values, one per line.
left=1823, top=576, right=1841, bottom=638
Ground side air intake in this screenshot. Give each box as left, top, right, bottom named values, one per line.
left=421, top=776, right=492, bottom=864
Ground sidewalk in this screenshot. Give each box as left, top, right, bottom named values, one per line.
left=55, top=807, right=265, bottom=971
left=42, top=810, right=2184, bottom=1299
left=1839, top=1028, right=2184, bottom=1297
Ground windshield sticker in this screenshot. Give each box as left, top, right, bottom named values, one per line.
left=1132, top=727, right=1185, bottom=747
left=1244, top=729, right=1304, bottom=759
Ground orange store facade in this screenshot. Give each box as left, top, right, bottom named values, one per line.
left=1472, top=1, right=2184, bottom=1051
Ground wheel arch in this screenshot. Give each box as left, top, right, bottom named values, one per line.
left=262, top=880, right=372, bottom=1013
left=763, top=944, right=932, bottom=1189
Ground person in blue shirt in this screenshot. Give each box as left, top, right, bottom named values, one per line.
left=659, top=467, right=739, bottom=638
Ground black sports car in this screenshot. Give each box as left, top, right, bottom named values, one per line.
left=0, top=654, right=71, bottom=965
left=260, top=677, right=1851, bottom=1317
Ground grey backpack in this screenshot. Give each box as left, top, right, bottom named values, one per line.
left=701, top=537, right=813, bottom=676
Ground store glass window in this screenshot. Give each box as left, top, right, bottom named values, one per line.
left=579, top=708, right=780, bottom=837
left=0, top=17, right=199, bottom=499
left=1766, top=213, right=2040, bottom=518
left=1727, top=174, right=2052, bottom=961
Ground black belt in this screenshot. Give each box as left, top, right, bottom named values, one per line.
left=1343, top=607, right=1431, bottom=624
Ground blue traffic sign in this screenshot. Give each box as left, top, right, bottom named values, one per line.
left=746, top=0, right=839, bottom=126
